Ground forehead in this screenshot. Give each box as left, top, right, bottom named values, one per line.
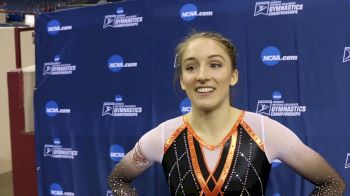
left=182, top=37, right=229, bottom=60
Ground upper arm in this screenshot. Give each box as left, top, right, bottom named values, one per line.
left=109, top=124, right=164, bottom=181
left=109, top=141, right=154, bottom=181
left=108, top=142, right=154, bottom=195
left=263, top=117, right=345, bottom=189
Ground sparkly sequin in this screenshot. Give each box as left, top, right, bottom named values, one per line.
left=164, top=123, right=186, bottom=153
left=163, top=113, right=271, bottom=195
left=108, top=114, right=346, bottom=195
left=241, top=120, right=264, bottom=152
left=222, top=126, right=270, bottom=195
left=108, top=175, right=137, bottom=196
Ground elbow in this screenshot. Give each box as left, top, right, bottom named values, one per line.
left=313, top=176, right=347, bottom=195
left=339, top=179, right=346, bottom=193
left=108, top=173, right=112, bottom=185
left=108, top=172, right=116, bottom=189
left=108, top=167, right=123, bottom=189
left=331, top=177, right=347, bottom=194
left=108, top=168, right=131, bottom=190
left=336, top=175, right=347, bottom=193
left=107, top=170, right=137, bottom=196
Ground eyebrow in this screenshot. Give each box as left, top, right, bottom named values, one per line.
left=182, top=57, right=197, bottom=63
left=208, top=54, right=226, bottom=61
left=183, top=54, right=226, bottom=63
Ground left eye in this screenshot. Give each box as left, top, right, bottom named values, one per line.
left=210, top=63, right=221, bottom=68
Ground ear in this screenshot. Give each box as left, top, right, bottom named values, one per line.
left=230, top=69, right=238, bottom=86
left=180, top=76, right=186, bottom=90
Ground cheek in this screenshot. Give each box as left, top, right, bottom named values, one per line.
left=180, top=75, right=190, bottom=90
left=181, top=77, right=191, bottom=87
left=180, top=72, right=193, bottom=82
left=216, top=73, right=233, bottom=84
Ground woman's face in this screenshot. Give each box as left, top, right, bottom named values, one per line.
left=180, top=37, right=238, bottom=112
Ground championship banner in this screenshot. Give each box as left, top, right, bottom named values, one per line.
left=35, top=1, right=350, bottom=195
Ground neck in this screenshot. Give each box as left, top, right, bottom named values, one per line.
left=187, top=103, right=240, bottom=137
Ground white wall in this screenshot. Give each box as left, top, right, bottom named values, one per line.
left=0, top=27, right=16, bottom=174
left=0, top=27, right=35, bottom=174
left=20, top=30, right=35, bottom=68
left=20, top=30, right=35, bottom=133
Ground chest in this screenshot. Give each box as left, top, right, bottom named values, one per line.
left=162, top=124, right=271, bottom=195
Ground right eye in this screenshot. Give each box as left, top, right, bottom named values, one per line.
left=185, top=64, right=196, bottom=71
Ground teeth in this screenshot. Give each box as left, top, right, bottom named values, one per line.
left=196, top=87, right=214, bottom=93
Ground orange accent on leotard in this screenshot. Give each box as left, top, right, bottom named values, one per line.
left=164, top=123, right=187, bottom=153
left=183, top=111, right=244, bottom=151
left=185, top=112, right=243, bottom=195
left=241, top=120, right=265, bottom=152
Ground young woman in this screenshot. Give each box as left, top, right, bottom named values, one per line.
left=108, top=32, right=346, bottom=195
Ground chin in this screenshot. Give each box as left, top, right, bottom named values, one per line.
left=192, top=98, right=229, bottom=113
left=194, top=103, right=218, bottom=113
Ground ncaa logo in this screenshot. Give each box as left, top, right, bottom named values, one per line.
left=180, top=4, right=198, bottom=21
left=272, top=193, right=281, bottom=196
left=54, top=55, right=60, bottom=62
left=109, top=144, right=125, bottom=162
left=116, top=7, right=124, bottom=15
left=108, top=55, right=124, bottom=72
left=106, top=190, right=114, bottom=196
left=272, top=159, right=282, bottom=168
left=272, top=91, right=282, bottom=100
left=180, top=98, right=191, bottom=114
left=261, top=46, right=281, bottom=66
left=46, top=101, right=59, bottom=117
left=50, top=183, right=63, bottom=196
left=115, top=95, right=123, bottom=102
left=53, top=138, right=61, bottom=145
left=47, top=20, right=61, bottom=35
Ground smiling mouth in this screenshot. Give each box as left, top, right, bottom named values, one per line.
left=195, top=87, right=215, bottom=93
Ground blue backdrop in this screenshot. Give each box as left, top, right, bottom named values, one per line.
left=35, top=0, right=350, bottom=195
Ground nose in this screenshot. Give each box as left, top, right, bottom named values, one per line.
left=196, top=65, right=209, bottom=82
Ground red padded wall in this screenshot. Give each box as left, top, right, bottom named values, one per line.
left=7, top=70, right=37, bottom=196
